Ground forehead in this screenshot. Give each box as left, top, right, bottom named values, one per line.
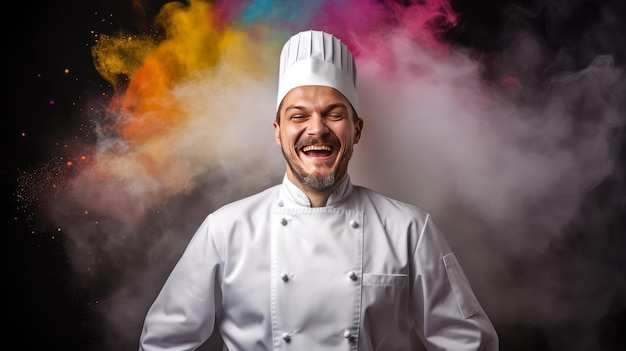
left=281, top=85, right=351, bottom=108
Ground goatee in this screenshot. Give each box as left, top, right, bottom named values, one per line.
left=301, top=171, right=336, bottom=192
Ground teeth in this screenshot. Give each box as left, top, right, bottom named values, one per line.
left=302, top=145, right=331, bottom=152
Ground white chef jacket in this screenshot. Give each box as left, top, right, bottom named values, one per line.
left=139, top=175, right=499, bottom=350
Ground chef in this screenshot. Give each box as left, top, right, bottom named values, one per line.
left=139, top=29, right=499, bottom=351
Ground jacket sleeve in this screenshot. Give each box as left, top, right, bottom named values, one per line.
left=412, top=214, right=499, bottom=350
left=139, top=215, right=223, bottom=351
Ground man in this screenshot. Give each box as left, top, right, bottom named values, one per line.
left=139, top=30, right=499, bottom=350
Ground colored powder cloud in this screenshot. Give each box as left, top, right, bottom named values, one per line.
left=64, top=0, right=460, bottom=223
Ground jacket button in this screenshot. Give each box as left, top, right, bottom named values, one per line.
left=277, top=200, right=284, bottom=207
left=343, top=329, right=352, bottom=339
left=348, top=271, right=358, bottom=281
left=282, top=332, right=291, bottom=342
left=280, top=218, right=288, bottom=225
left=349, top=219, right=358, bottom=228
left=281, top=273, right=290, bottom=282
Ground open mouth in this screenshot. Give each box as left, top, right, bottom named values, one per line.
left=301, top=144, right=333, bottom=157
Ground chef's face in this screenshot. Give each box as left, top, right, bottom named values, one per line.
left=274, top=85, right=363, bottom=192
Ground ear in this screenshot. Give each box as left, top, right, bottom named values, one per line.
left=273, top=120, right=281, bottom=146
left=353, top=118, right=363, bottom=144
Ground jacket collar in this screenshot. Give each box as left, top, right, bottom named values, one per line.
left=280, top=174, right=353, bottom=208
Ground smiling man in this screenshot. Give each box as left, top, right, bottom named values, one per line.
left=275, top=85, right=362, bottom=205
left=139, top=30, right=499, bottom=351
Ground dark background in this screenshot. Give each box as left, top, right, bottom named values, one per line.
left=5, top=0, right=625, bottom=350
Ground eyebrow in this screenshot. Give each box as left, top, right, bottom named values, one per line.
left=285, top=105, right=307, bottom=113
left=323, top=103, right=349, bottom=112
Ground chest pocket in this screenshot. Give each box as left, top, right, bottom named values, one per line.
left=361, top=273, right=410, bottom=349
left=362, top=274, right=409, bottom=307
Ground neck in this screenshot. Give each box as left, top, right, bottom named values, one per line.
left=305, top=189, right=334, bottom=208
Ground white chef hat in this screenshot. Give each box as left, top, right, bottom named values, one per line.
left=277, top=30, right=358, bottom=114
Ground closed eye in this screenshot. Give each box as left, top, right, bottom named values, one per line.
left=326, top=113, right=343, bottom=120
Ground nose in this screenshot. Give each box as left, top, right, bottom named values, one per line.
left=306, top=113, right=328, bottom=135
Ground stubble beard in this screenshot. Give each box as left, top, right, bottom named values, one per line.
left=302, top=170, right=336, bottom=191
left=281, top=145, right=353, bottom=192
